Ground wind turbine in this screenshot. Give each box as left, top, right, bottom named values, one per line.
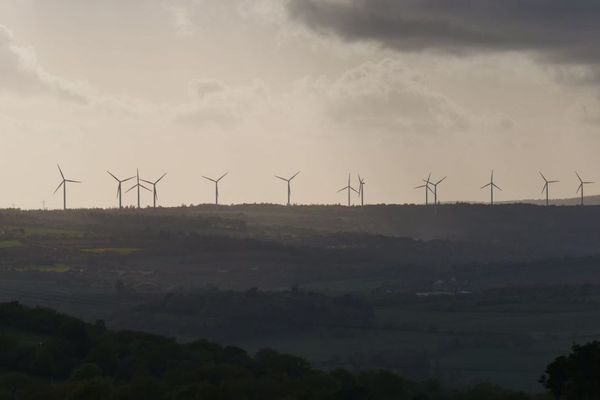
left=357, top=174, right=366, bottom=206
left=53, top=164, right=81, bottom=210
left=141, top=173, right=167, bottom=208
left=414, top=173, right=434, bottom=205
left=275, top=171, right=300, bottom=206
left=481, top=170, right=502, bottom=205
left=576, top=172, right=594, bottom=206
left=539, top=172, right=559, bottom=207
left=429, top=176, right=447, bottom=205
left=126, top=169, right=151, bottom=209
left=202, top=172, right=228, bottom=205
left=107, top=171, right=135, bottom=209
left=337, top=173, right=358, bottom=206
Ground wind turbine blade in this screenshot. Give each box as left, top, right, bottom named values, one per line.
left=107, top=171, right=119, bottom=182
left=203, top=176, right=217, bottom=183
left=217, top=172, right=228, bottom=182
left=290, top=171, right=300, bottom=181
left=549, top=180, right=560, bottom=184
left=156, top=173, right=167, bottom=184
left=66, top=180, right=81, bottom=183
left=275, top=175, right=287, bottom=182
left=125, top=185, right=137, bottom=193
left=351, top=187, right=359, bottom=194
left=539, top=171, right=547, bottom=182
left=122, top=176, right=136, bottom=183
left=481, top=183, right=492, bottom=189
left=337, top=186, right=348, bottom=193
left=427, top=186, right=435, bottom=194
left=53, top=181, right=64, bottom=194
left=576, top=171, right=583, bottom=183
left=140, top=184, right=152, bottom=192
left=585, top=181, right=595, bottom=184
left=541, top=183, right=548, bottom=194
left=436, top=176, right=447, bottom=185
left=491, top=170, right=494, bottom=181
left=57, top=164, right=65, bottom=179
left=493, top=183, right=502, bottom=191
left=414, top=184, right=427, bottom=189
left=140, top=178, right=153, bottom=185
left=577, top=184, right=582, bottom=193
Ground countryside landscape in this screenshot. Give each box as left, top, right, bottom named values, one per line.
left=3, top=1, right=600, bottom=398
left=1, top=203, right=600, bottom=397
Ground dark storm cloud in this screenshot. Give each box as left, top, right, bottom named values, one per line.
left=286, top=0, right=600, bottom=63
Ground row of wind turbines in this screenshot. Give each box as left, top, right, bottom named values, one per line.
left=53, top=165, right=367, bottom=210
left=53, top=164, right=595, bottom=210
left=414, top=171, right=594, bottom=206
left=56, top=166, right=168, bottom=210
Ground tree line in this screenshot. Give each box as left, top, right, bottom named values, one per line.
left=1, top=301, right=595, bottom=399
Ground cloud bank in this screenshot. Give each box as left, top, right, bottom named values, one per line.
left=292, top=60, right=468, bottom=136
left=286, top=0, right=600, bottom=66
left=0, top=25, right=88, bottom=102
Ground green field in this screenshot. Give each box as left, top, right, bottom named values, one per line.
left=1, top=225, right=83, bottom=237
left=0, top=240, right=23, bottom=249
left=14, top=263, right=70, bottom=273
left=81, top=247, right=141, bottom=255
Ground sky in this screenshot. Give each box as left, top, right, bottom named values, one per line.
left=1, top=0, right=600, bottom=209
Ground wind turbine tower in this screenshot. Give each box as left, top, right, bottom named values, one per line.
left=430, top=176, right=447, bottom=205
left=141, top=173, right=167, bottom=208
left=357, top=174, right=366, bottom=206
left=202, top=172, right=228, bottom=205
left=275, top=171, right=300, bottom=206
left=414, top=173, right=434, bottom=205
left=107, top=171, right=135, bottom=209
left=539, top=172, right=559, bottom=207
left=54, top=164, right=81, bottom=210
left=576, top=172, right=594, bottom=206
left=337, top=173, right=358, bottom=206
left=126, top=169, right=151, bottom=209
left=481, top=170, right=502, bottom=205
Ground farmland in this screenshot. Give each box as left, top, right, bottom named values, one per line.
left=1, top=204, right=600, bottom=391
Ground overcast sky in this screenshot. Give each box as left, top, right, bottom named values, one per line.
left=1, top=0, right=600, bottom=209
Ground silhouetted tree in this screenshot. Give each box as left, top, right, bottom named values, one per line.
left=541, top=341, right=600, bottom=399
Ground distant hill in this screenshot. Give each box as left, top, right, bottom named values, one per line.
left=502, top=195, right=600, bottom=206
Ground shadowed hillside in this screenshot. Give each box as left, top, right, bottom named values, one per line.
left=502, top=195, right=600, bottom=206
left=1, top=204, right=600, bottom=391
left=0, top=302, right=552, bottom=399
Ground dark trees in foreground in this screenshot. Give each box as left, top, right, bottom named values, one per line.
left=0, top=301, right=559, bottom=400
left=541, top=341, right=600, bottom=400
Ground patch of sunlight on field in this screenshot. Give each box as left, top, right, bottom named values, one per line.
left=81, top=247, right=142, bottom=255
left=39, top=264, right=70, bottom=273
left=0, top=240, right=23, bottom=249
